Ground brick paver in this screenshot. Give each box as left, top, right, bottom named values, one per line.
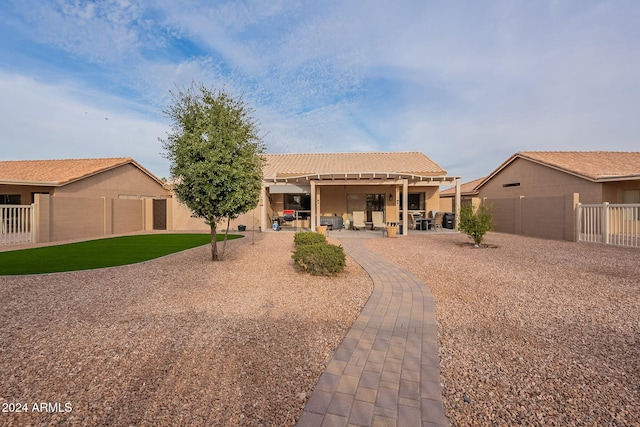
left=297, top=236, right=449, bottom=426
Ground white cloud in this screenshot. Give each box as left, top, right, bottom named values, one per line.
left=0, top=72, right=170, bottom=177
left=2, top=0, right=639, bottom=183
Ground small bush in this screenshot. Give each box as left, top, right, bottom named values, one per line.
left=293, top=231, right=327, bottom=247
left=292, top=242, right=346, bottom=276
left=458, top=202, right=493, bottom=246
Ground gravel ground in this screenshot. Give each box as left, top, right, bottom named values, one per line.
left=368, top=232, right=639, bottom=426
left=0, top=232, right=372, bottom=426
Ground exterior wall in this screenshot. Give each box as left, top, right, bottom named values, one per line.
left=484, top=194, right=578, bottom=241
left=55, top=163, right=169, bottom=199
left=479, top=158, right=603, bottom=202
left=170, top=197, right=209, bottom=231
left=602, top=181, right=640, bottom=203
left=50, top=196, right=105, bottom=241
left=34, top=195, right=153, bottom=243
left=113, top=198, right=144, bottom=234
left=0, top=184, right=54, bottom=205
left=439, top=195, right=479, bottom=214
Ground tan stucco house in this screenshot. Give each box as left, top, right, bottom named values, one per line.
left=2, top=152, right=461, bottom=244
left=473, top=151, right=640, bottom=241
left=251, top=152, right=461, bottom=236
left=0, top=158, right=170, bottom=243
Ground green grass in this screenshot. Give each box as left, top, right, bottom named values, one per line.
left=0, top=233, right=242, bottom=275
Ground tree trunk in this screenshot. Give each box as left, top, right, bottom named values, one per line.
left=210, top=223, right=219, bottom=261
left=220, top=217, right=231, bottom=259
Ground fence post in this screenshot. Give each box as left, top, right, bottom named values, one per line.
left=576, top=203, right=582, bottom=242
left=602, top=202, right=609, bottom=244
left=30, top=203, right=36, bottom=243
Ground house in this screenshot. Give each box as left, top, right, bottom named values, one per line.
left=0, top=158, right=170, bottom=243
left=474, top=151, right=640, bottom=241
left=439, top=176, right=484, bottom=213
left=1, top=152, right=462, bottom=244
left=252, top=152, right=461, bottom=236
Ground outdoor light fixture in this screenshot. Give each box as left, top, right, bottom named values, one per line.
left=388, top=194, right=393, bottom=201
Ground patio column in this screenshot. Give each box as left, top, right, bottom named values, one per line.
left=310, top=180, right=317, bottom=232
left=455, top=179, right=461, bottom=231
left=402, top=178, right=408, bottom=236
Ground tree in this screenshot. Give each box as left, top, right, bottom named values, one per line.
left=458, top=201, right=493, bottom=246
left=161, top=83, right=266, bottom=260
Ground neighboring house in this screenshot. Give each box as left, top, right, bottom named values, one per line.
left=249, top=152, right=461, bottom=236
left=474, top=151, right=640, bottom=241
left=439, top=177, right=485, bottom=213
left=0, top=158, right=170, bottom=243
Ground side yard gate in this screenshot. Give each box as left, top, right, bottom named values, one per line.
left=0, top=204, right=35, bottom=245
left=577, top=203, right=640, bottom=248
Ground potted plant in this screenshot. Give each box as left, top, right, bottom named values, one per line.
left=385, top=221, right=398, bottom=238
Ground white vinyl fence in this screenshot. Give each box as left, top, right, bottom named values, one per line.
left=577, top=203, right=640, bottom=248
left=0, top=204, right=35, bottom=245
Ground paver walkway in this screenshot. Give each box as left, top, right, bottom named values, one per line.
left=296, top=236, right=449, bottom=427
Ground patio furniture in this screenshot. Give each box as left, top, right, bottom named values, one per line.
left=352, top=211, right=366, bottom=230
left=419, top=217, right=433, bottom=230
left=412, top=213, right=425, bottom=230
left=320, top=215, right=344, bottom=230
left=432, top=212, right=444, bottom=231
left=407, top=214, right=417, bottom=230
left=372, top=211, right=385, bottom=230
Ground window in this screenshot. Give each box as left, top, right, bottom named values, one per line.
left=0, top=194, right=21, bottom=204
left=502, top=182, right=521, bottom=188
left=347, top=193, right=385, bottom=221
left=284, top=194, right=311, bottom=211
left=399, top=193, right=425, bottom=210
left=622, top=190, right=640, bottom=204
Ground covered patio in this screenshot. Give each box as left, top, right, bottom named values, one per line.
left=258, top=153, right=461, bottom=236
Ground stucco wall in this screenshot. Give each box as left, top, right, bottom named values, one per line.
left=50, top=196, right=105, bottom=241
left=0, top=184, right=54, bottom=205
left=479, top=158, right=602, bottom=202
left=55, top=163, right=169, bottom=199
left=113, top=198, right=143, bottom=234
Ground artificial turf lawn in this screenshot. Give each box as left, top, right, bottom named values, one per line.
left=0, top=233, right=241, bottom=275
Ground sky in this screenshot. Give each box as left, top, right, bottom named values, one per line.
left=1, top=0, right=639, bottom=182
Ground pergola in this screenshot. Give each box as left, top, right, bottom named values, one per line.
left=260, top=171, right=461, bottom=236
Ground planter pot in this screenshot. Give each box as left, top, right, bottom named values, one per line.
left=386, top=226, right=398, bottom=238
left=316, top=225, right=328, bottom=235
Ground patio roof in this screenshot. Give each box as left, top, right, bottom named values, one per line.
left=264, top=152, right=459, bottom=183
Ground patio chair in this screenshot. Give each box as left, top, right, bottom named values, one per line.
left=412, top=213, right=424, bottom=230
left=433, top=212, right=444, bottom=231
left=352, top=211, right=366, bottom=230
left=371, top=211, right=385, bottom=230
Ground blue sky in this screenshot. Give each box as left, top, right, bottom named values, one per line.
left=1, top=1, right=639, bottom=181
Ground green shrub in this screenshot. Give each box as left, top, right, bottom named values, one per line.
left=458, top=202, right=493, bottom=246
left=292, top=242, right=346, bottom=276
left=293, top=231, right=327, bottom=247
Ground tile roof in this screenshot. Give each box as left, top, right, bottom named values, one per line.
left=516, top=151, right=640, bottom=180
left=263, top=152, right=448, bottom=179
left=477, top=151, right=640, bottom=189
left=440, top=177, right=484, bottom=196
left=0, top=158, right=161, bottom=186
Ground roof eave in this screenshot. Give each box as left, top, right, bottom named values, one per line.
left=0, top=179, right=60, bottom=187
